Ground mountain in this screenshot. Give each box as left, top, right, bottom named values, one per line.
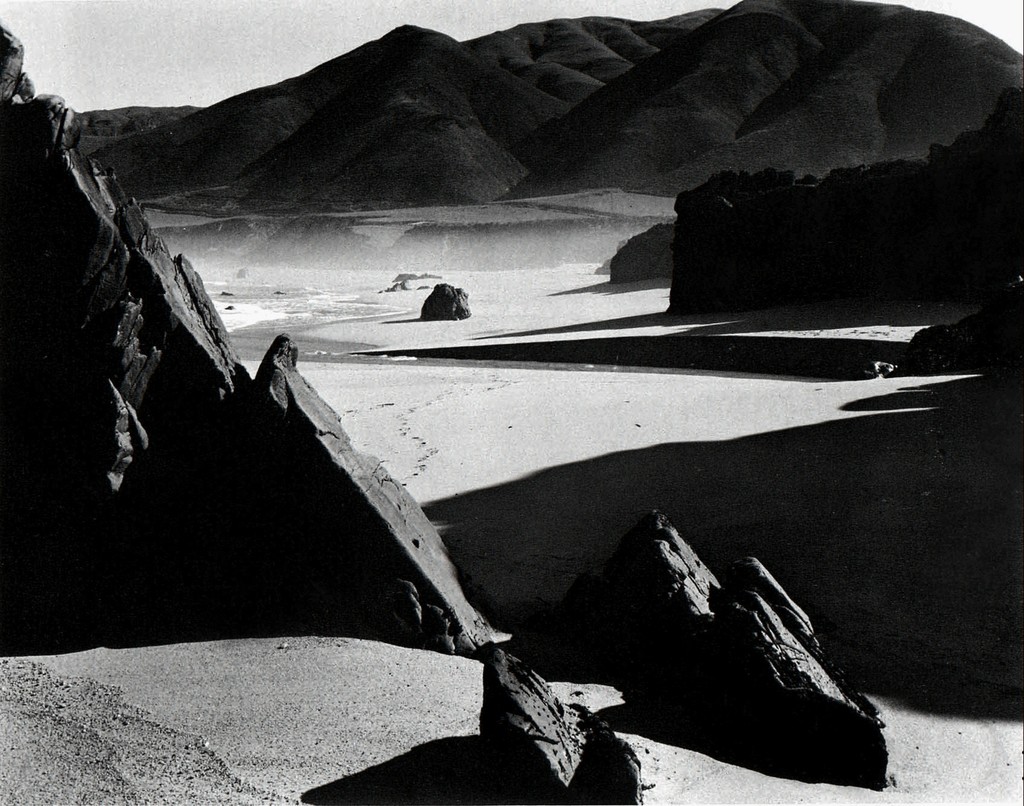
left=95, top=1, right=1022, bottom=214
left=77, top=105, right=200, bottom=153
left=513, top=0, right=1022, bottom=197
left=465, top=12, right=719, bottom=104
left=95, top=25, right=565, bottom=211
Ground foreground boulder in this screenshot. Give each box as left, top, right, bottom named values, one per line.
left=479, top=645, right=643, bottom=804
left=421, top=283, right=472, bottom=320
left=0, top=24, right=498, bottom=653
left=560, top=512, right=888, bottom=789
left=668, top=89, right=1023, bottom=312
left=902, top=279, right=1024, bottom=373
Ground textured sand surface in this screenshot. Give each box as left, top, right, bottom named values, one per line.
left=3, top=265, right=1020, bottom=803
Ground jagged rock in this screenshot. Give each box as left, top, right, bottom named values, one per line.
left=383, top=279, right=413, bottom=292
left=1, top=25, right=23, bottom=104
left=242, top=333, right=501, bottom=652
left=15, top=71, right=34, bottom=102
left=863, top=361, right=897, bottom=379
left=703, top=587, right=887, bottom=789
left=561, top=511, right=718, bottom=675
left=421, top=283, right=471, bottom=320
left=902, top=279, right=1024, bottom=373
left=669, top=90, right=1023, bottom=312
left=479, top=645, right=643, bottom=803
left=0, top=22, right=498, bottom=654
left=569, top=710, right=644, bottom=805
left=714, top=557, right=816, bottom=648
left=559, top=511, right=887, bottom=789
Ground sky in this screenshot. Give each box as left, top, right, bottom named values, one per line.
left=2, top=0, right=1021, bottom=111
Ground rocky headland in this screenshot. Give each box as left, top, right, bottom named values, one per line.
left=667, top=87, right=1022, bottom=312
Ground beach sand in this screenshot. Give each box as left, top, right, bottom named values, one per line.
left=2, top=265, right=1020, bottom=803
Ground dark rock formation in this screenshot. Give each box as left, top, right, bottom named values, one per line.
left=562, top=511, right=718, bottom=678
left=669, top=89, right=1023, bottom=312
left=560, top=512, right=887, bottom=789
left=479, top=645, right=643, bottom=803
left=902, top=280, right=1024, bottom=373
left=0, top=24, right=498, bottom=654
left=421, top=283, right=472, bottom=321
left=608, top=223, right=674, bottom=284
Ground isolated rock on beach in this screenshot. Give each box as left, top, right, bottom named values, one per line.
left=560, top=511, right=887, bottom=789
left=421, top=283, right=471, bottom=320
left=902, top=279, right=1024, bottom=373
left=479, top=645, right=643, bottom=803
left=608, top=223, right=674, bottom=284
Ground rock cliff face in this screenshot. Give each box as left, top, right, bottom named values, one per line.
left=0, top=26, right=498, bottom=654
left=560, top=512, right=888, bottom=789
left=668, top=88, right=1023, bottom=313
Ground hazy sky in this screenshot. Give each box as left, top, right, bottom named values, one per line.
left=2, top=0, right=1021, bottom=110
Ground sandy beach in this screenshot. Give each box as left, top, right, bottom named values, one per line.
left=3, top=264, right=1020, bottom=803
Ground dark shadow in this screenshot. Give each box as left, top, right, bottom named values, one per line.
left=679, top=300, right=976, bottom=337
left=426, top=373, right=1023, bottom=719
left=548, top=278, right=671, bottom=296
left=475, top=312, right=694, bottom=340
left=361, top=334, right=906, bottom=381
left=302, top=736, right=554, bottom=805
left=384, top=318, right=425, bottom=324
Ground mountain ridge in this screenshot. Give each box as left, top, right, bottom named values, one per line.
left=91, top=0, right=1022, bottom=214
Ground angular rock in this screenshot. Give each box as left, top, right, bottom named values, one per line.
left=1, top=25, right=23, bottom=104
left=560, top=512, right=887, bottom=789
left=421, top=283, right=471, bottom=320
left=704, top=587, right=888, bottom=789
left=0, top=23, right=498, bottom=655
left=561, top=510, right=718, bottom=676
left=479, top=645, right=643, bottom=803
left=902, top=279, right=1024, bottom=373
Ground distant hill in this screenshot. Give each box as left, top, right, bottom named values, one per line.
left=466, top=12, right=719, bottom=104
left=95, top=0, right=1022, bottom=214
left=77, top=106, right=200, bottom=154
left=513, top=0, right=1022, bottom=197
left=94, top=25, right=565, bottom=211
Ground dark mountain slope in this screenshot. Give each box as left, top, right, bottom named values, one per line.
left=96, top=26, right=563, bottom=210
left=77, top=105, right=200, bottom=154
left=466, top=12, right=719, bottom=104
left=513, top=0, right=1022, bottom=197
left=233, top=26, right=564, bottom=209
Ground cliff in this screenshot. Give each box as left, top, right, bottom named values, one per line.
left=0, top=25, right=498, bottom=654
left=668, top=88, right=1023, bottom=313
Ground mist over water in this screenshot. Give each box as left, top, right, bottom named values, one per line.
left=154, top=204, right=663, bottom=332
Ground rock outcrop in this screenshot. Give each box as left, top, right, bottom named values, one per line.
left=560, top=512, right=888, bottom=789
left=607, top=223, right=674, bottom=284
left=668, top=89, right=1023, bottom=312
left=421, top=283, right=472, bottom=321
left=902, top=280, right=1024, bottom=373
left=479, top=645, right=643, bottom=804
left=0, top=23, right=498, bottom=654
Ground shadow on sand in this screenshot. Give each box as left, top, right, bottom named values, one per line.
left=363, top=334, right=905, bottom=380
left=301, top=736, right=553, bottom=805
left=426, top=372, right=1023, bottom=720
